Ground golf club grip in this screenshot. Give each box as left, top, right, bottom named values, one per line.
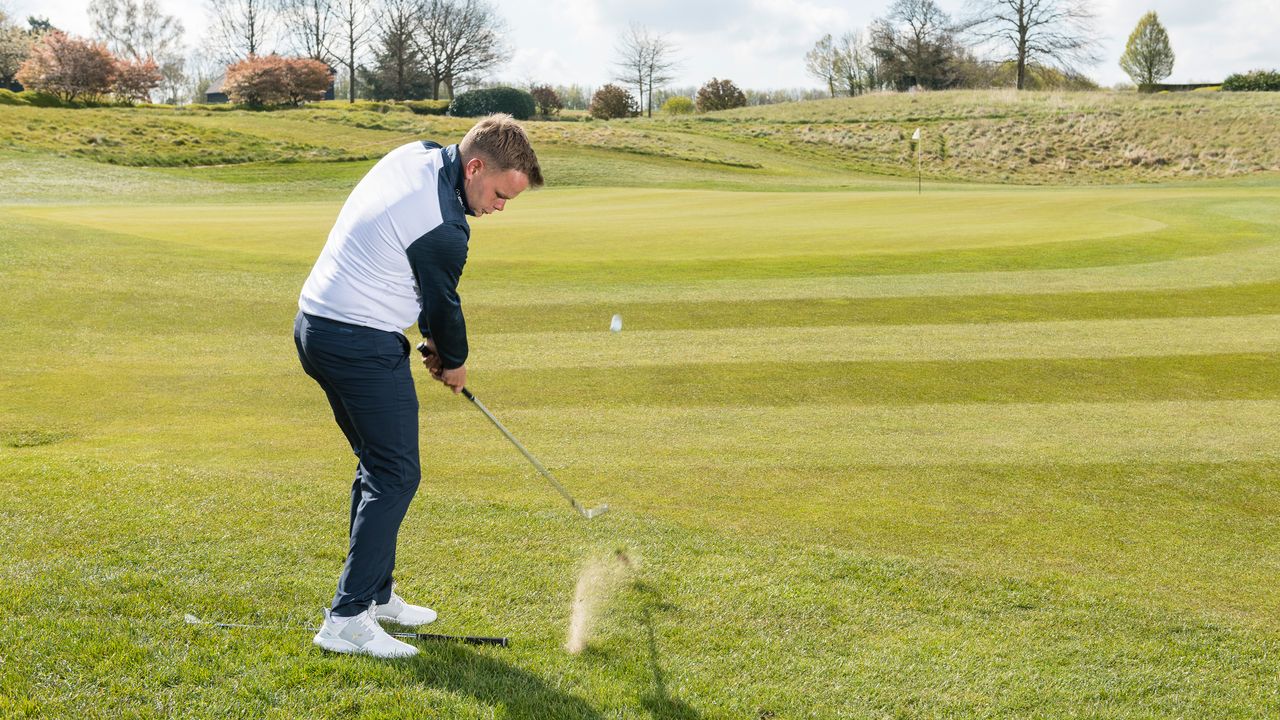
left=415, top=342, right=470, bottom=397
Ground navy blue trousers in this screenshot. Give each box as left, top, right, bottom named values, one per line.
left=293, top=310, right=420, bottom=618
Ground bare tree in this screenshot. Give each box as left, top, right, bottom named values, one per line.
left=805, top=34, right=842, bottom=97
left=89, top=0, right=185, bottom=102
left=963, top=0, right=1101, bottom=90
left=183, top=47, right=222, bottom=102
left=89, top=0, right=184, bottom=61
left=205, top=0, right=275, bottom=62
left=613, top=23, right=647, bottom=111
left=278, top=0, right=334, bottom=61
left=612, top=24, right=677, bottom=117
left=156, top=53, right=185, bottom=101
left=871, top=0, right=960, bottom=90
left=417, top=0, right=507, bottom=100
left=365, top=0, right=427, bottom=100
left=838, top=31, right=880, bottom=96
left=641, top=29, right=677, bottom=117
left=330, top=0, right=374, bottom=101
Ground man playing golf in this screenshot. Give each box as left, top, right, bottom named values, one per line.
left=293, top=114, right=543, bottom=658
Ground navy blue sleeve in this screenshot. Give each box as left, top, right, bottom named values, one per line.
left=406, top=222, right=469, bottom=369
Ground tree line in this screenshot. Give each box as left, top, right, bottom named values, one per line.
left=1, top=0, right=1274, bottom=109
left=802, top=0, right=1268, bottom=95
left=805, top=0, right=1104, bottom=94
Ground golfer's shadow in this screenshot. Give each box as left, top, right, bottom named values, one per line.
left=406, top=642, right=601, bottom=719
left=631, top=581, right=701, bottom=720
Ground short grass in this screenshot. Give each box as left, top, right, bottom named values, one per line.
left=2, top=130, right=1279, bottom=718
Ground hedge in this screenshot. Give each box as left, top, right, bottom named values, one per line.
left=404, top=99, right=450, bottom=115
left=1222, top=69, right=1280, bottom=92
left=448, top=87, right=535, bottom=120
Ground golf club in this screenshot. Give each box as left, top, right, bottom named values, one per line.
left=184, top=613, right=510, bottom=647
left=417, top=342, right=609, bottom=520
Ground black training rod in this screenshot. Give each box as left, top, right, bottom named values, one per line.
left=183, top=614, right=509, bottom=647
left=416, top=632, right=509, bottom=647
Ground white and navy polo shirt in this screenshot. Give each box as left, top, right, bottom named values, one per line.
left=299, top=141, right=473, bottom=369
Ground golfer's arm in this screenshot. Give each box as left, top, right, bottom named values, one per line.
left=406, top=226, right=469, bottom=369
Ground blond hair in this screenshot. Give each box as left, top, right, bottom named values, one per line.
left=459, top=114, right=544, bottom=188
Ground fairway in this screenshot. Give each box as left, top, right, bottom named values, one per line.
left=2, top=128, right=1279, bottom=718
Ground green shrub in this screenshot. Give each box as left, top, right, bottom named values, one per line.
left=11, top=91, right=116, bottom=108
left=696, top=78, right=747, bottom=112
left=589, top=84, right=637, bottom=119
left=18, top=91, right=73, bottom=107
left=448, top=87, right=536, bottom=120
left=1222, top=69, right=1280, bottom=91
left=404, top=99, right=450, bottom=115
left=0, top=88, right=28, bottom=105
left=662, top=96, right=694, bottom=115
left=311, top=99, right=411, bottom=113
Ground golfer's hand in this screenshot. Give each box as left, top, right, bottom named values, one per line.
left=439, top=365, right=466, bottom=394
left=418, top=339, right=443, bottom=374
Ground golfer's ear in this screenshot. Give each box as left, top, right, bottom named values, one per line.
left=466, top=157, right=484, bottom=177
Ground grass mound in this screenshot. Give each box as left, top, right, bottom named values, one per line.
left=679, top=89, right=1280, bottom=183
left=3, top=89, right=1277, bottom=184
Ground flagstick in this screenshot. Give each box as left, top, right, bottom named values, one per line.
left=913, top=127, right=923, bottom=195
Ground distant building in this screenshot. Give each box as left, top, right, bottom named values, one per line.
left=204, top=74, right=229, bottom=104
left=203, top=65, right=338, bottom=105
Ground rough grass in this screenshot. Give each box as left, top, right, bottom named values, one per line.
left=680, top=89, right=1280, bottom=183
left=3, top=89, right=1279, bottom=184
left=0, top=106, right=363, bottom=166
left=2, top=149, right=1279, bottom=717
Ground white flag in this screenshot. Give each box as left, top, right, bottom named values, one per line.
left=911, top=127, right=922, bottom=141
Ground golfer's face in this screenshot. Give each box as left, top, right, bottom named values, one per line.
left=465, top=161, right=529, bottom=217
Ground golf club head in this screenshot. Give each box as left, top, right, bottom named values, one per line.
left=183, top=614, right=203, bottom=625
left=581, top=504, right=609, bottom=519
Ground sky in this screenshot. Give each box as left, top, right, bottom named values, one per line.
left=4, top=0, right=1277, bottom=89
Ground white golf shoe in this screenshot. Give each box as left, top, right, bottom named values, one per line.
left=374, top=588, right=438, bottom=627
left=312, top=604, right=419, bottom=658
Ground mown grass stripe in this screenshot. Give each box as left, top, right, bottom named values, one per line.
left=464, top=315, right=1280, bottom=370
left=408, top=399, right=1280, bottom=468
left=439, top=354, right=1280, bottom=408
left=461, top=240, right=1280, bottom=305
left=465, top=282, right=1280, bottom=333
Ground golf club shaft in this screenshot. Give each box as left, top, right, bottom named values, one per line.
left=415, top=342, right=603, bottom=518
left=459, top=387, right=586, bottom=515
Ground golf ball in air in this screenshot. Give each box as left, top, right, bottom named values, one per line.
left=610, top=314, right=622, bottom=332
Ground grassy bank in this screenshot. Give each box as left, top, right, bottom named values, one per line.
left=2, top=89, right=1278, bottom=186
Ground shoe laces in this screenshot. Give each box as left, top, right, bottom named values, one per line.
left=350, top=603, right=383, bottom=637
